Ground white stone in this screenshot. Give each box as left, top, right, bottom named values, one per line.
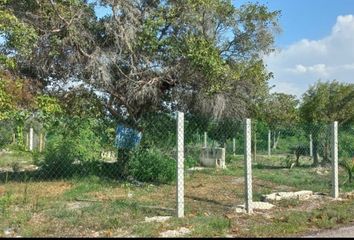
left=66, top=202, right=91, bottom=210
left=144, top=216, right=171, bottom=223
left=262, top=190, right=313, bottom=202
left=235, top=201, right=275, bottom=213
left=160, top=227, right=191, bottom=237
left=3, top=228, right=15, bottom=236
left=187, top=167, right=207, bottom=171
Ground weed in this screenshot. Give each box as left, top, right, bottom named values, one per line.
left=277, top=199, right=301, bottom=208
left=0, top=192, right=13, bottom=216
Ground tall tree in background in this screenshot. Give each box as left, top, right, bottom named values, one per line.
left=261, top=92, right=299, bottom=149
left=300, top=80, right=354, bottom=166
left=1, top=0, right=280, bottom=125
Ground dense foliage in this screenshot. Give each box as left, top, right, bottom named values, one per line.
left=1, top=1, right=354, bottom=183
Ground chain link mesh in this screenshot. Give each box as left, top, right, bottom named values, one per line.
left=0, top=114, right=353, bottom=236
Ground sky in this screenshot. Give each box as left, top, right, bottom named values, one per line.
left=95, top=1, right=354, bottom=98
left=234, top=0, right=354, bottom=98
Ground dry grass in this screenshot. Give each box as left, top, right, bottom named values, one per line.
left=1, top=165, right=354, bottom=237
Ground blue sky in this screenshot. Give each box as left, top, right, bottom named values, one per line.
left=233, top=0, right=354, bottom=48
left=95, top=0, right=354, bottom=47
left=95, top=1, right=354, bottom=98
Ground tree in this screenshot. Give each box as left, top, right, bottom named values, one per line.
left=299, top=80, right=354, bottom=166
left=0, top=70, right=62, bottom=149
left=260, top=92, right=299, bottom=149
left=1, top=0, right=281, bottom=125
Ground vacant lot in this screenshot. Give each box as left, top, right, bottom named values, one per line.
left=1, top=153, right=354, bottom=237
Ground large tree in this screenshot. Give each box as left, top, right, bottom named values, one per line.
left=1, top=0, right=280, bottom=126
left=300, top=80, right=354, bottom=166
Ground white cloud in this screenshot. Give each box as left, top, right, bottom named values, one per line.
left=265, top=15, right=354, bottom=98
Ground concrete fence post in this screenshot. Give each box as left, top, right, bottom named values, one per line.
left=177, top=111, right=185, bottom=218
left=204, top=132, right=207, bottom=148
left=268, top=129, right=271, bottom=157
left=29, top=128, right=34, bottom=151
left=25, top=133, right=29, bottom=150
left=42, top=133, right=45, bottom=152
left=331, top=121, right=339, bottom=199
left=39, top=133, right=43, bottom=153
left=253, top=130, right=257, bottom=163
left=309, top=134, right=313, bottom=157
left=244, top=118, right=253, bottom=214
left=233, top=138, right=236, bottom=156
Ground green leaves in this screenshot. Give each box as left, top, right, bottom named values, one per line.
left=128, top=147, right=176, bottom=184
left=0, top=8, right=38, bottom=65
left=0, top=0, right=280, bottom=121
left=261, top=93, right=299, bottom=130
left=300, top=81, right=354, bottom=124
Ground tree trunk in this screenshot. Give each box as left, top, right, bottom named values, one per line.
left=321, top=140, right=330, bottom=166
left=349, top=170, right=352, bottom=183
left=272, top=131, right=280, bottom=150
left=295, top=154, right=300, bottom=167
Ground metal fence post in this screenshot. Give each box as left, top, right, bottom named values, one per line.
left=177, top=111, right=184, bottom=218
left=244, top=118, right=253, bottom=214
left=268, top=129, right=271, bottom=157
left=331, top=121, right=339, bottom=199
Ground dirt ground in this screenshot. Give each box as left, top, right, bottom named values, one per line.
left=303, top=224, right=354, bottom=238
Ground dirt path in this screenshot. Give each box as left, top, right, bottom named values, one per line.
left=303, top=225, right=354, bottom=238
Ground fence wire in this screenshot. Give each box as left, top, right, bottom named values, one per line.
left=0, top=114, right=353, bottom=237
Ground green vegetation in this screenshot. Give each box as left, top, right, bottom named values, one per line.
left=1, top=165, right=354, bottom=237
left=1, top=0, right=354, bottom=238
left=127, top=147, right=177, bottom=184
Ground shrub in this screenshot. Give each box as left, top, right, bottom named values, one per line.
left=127, top=147, right=176, bottom=184
left=41, top=117, right=102, bottom=178
left=186, top=155, right=198, bottom=169
left=0, top=121, right=13, bottom=149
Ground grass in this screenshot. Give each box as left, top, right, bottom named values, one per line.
left=2, top=152, right=354, bottom=237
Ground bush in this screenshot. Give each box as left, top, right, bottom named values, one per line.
left=186, top=155, right=198, bottom=168
left=41, top=117, right=102, bottom=178
left=0, top=121, right=14, bottom=149
left=127, top=147, right=176, bottom=184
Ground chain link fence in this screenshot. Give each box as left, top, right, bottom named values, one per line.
left=0, top=113, right=352, bottom=236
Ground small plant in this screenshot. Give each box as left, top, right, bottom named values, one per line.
left=340, top=157, right=354, bottom=183
left=11, top=161, right=20, bottom=172
left=186, top=156, right=198, bottom=169
left=0, top=192, right=13, bottom=216
left=284, top=155, right=296, bottom=168
left=277, top=198, right=301, bottom=208
left=32, top=150, right=43, bottom=166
